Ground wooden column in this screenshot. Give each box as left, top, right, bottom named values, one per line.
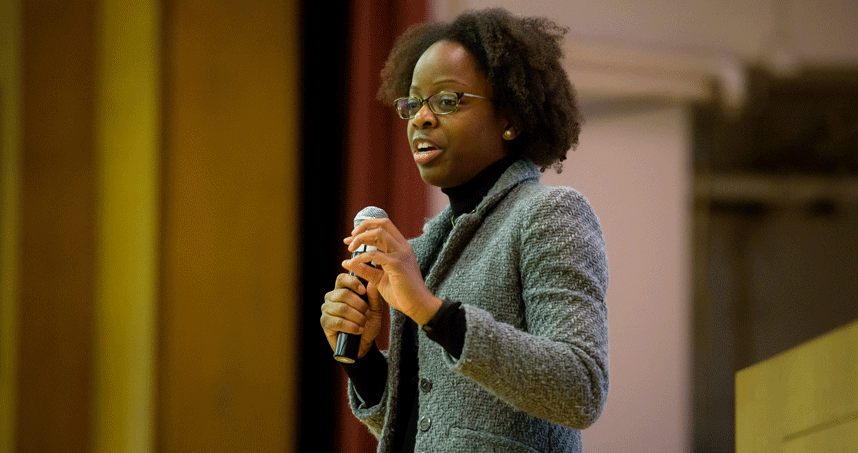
left=158, top=0, right=300, bottom=451
left=16, top=1, right=98, bottom=451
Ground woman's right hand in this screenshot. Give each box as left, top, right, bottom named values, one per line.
left=320, top=273, right=384, bottom=360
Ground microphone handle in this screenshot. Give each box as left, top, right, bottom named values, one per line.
left=333, top=249, right=372, bottom=364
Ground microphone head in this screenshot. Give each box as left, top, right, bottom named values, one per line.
left=354, top=206, right=389, bottom=228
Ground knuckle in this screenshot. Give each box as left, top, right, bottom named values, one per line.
left=320, top=313, right=333, bottom=329
left=334, top=273, right=350, bottom=287
left=332, top=317, right=348, bottom=331
left=333, top=303, right=348, bottom=316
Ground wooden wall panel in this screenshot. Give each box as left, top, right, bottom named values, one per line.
left=8, top=1, right=300, bottom=451
left=158, top=0, right=299, bottom=451
left=736, top=320, right=858, bottom=452
left=0, top=0, right=22, bottom=447
left=92, top=1, right=161, bottom=452
left=16, top=1, right=97, bottom=451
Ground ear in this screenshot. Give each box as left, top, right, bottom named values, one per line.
left=500, top=114, right=520, bottom=141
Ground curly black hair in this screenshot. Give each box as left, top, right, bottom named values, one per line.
left=378, top=8, right=581, bottom=172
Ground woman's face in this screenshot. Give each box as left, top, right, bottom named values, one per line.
left=407, top=40, right=513, bottom=188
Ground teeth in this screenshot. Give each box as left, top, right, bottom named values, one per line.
left=417, top=143, right=432, bottom=151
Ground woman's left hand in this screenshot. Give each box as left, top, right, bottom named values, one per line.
left=342, top=218, right=442, bottom=326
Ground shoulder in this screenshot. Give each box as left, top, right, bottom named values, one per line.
left=508, top=182, right=599, bottom=228
left=512, top=183, right=607, bottom=269
left=490, top=182, right=606, bottom=261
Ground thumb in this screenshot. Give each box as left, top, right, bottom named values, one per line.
left=365, top=282, right=386, bottom=314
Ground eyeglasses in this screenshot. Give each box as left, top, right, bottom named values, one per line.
left=393, top=91, right=487, bottom=119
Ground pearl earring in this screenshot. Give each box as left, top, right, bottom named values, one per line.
left=503, top=129, right=514, bottom=140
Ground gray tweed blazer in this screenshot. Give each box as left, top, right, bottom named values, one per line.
left=349, top=159, right=609, bottom=453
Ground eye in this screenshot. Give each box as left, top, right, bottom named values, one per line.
left=435, top=93, right=459, bottom=110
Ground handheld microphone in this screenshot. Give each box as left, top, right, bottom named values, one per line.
left=334, top=206, right=389, bottom=364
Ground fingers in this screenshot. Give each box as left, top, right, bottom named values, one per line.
left=342, top=240, right=414, bottom=274
left=321, top=276, right=371, bottom=336
left=345, top=218, right=407, bottom=253
left=320, top=298, right=367, bottom=336
left=320, top=217, right=408, bottom=354
left=334, top=272, right=365, bottom=294
left=343, top=218, right=415, bottom=279
left=351, top=218, right=403, bottom=239
left=341, top=257, right=385, bottom=286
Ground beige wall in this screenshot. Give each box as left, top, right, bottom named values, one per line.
left=541, top=102, right=693, bottom=453
left=437, top=0, right=858, bottom=65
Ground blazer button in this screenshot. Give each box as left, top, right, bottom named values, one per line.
left=419, top=377, right=432, bottom=393
left=418, top=416, right=432, bottom=432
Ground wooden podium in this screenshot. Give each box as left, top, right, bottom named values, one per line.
left=736, top=319, right=858, bottom=452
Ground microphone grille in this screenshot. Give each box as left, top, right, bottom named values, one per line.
left=354, top=206, right=389, bottom=227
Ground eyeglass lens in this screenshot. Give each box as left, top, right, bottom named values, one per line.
left=396, top=92, right=461, bottom=119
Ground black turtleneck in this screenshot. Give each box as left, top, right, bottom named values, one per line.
left=442, top=154, right=518, bottom=219
left=341, top=155, right=518, bottom=452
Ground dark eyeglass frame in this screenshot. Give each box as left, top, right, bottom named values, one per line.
left=393, top=91, right=487, bottom=119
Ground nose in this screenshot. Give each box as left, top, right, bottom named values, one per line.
left=410, top=103, right=437, bottom=129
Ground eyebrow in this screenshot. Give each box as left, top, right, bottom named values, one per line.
left=410, top=79, right=469, bottom=93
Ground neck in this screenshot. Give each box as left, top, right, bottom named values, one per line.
left=441, top=155, right=517, bottom=218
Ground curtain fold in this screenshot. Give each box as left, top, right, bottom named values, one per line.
left=340, top=0, right=429, bottom=451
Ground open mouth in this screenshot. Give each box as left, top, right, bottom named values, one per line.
left=413, top=140, right=442, bottom=165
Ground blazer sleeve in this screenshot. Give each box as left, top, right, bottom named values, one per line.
left=346, top=349, right=390, bottom=438
left=442, top=186, right=610, bottom=429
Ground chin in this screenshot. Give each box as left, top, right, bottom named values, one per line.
left=418, top=165, right=464, bottom=189
left=418, top=171, right=444, bottom=188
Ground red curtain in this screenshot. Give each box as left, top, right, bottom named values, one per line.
left=338, top=0, right=429, bottom=451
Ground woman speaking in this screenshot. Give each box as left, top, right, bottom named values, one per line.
left=320, top=8, right=609, bottom=452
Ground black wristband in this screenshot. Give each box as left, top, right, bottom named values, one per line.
left=423, top=299, right=466, bottom=359
left=340, top=343, right=387, bottom=406
left=421, top=299, right=457, bottom=334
